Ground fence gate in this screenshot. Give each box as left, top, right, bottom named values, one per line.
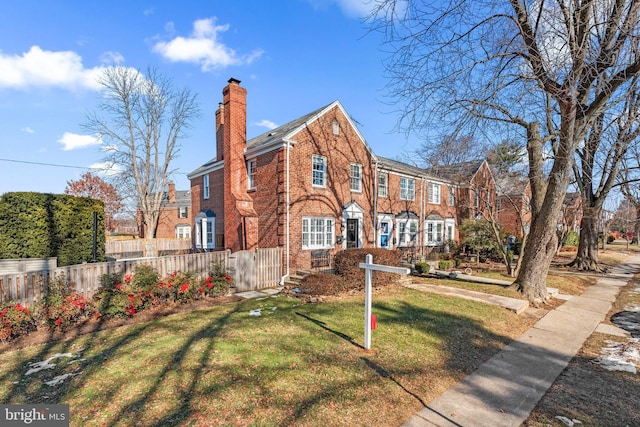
left=230, top=248, right=283, bottom=292
left=232, top=250, right=257, bottom=292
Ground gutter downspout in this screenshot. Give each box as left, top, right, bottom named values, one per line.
left=284, top=139, right=292, bottom=280
left=421, top=177, right=426, bottom=257
left=373, top=161, right=379, bottom=248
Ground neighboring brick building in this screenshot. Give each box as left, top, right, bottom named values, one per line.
left=496, top=174, right=532, bottom=238
left=188, top=79, right=498, bottom=273
left=140, top=182, right=192, bottom=239
left=428, top=160, right=498, bottom=223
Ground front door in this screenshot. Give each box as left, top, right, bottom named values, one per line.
left=346, top=219, right=358, bottom=248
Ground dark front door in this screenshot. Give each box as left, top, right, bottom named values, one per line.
left=346, top=219, right=358, bottom=248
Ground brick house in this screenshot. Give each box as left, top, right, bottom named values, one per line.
left=428, top=160, right=498, bottom=224
left=188, top=78, right=470, bottom=273
left=495, top=174, right=531, bottom=239
left=139, top=182, right=192, bottom=239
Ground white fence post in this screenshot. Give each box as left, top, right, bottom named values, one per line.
left=359, top=255, right=410, bottom=350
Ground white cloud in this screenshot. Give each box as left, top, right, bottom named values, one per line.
left=335, top=0, right=376, bottom=18
left=99, top=51, right=125, bottom=65
left=255, top=120, right=278, bottom=130
left=152, top=17, right=263, bottom=71
left=306, top=0, right=378, bottom=18
left=89, top=161, right=123, bottom=177
left=21, top=126, right=34, bottom=134
left=57, top=132, right=101, bottom=151
left=0, top=46, right=107, bottom=90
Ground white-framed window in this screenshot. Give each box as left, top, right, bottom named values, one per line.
left=400, top=177, right=415, bottom=200
left=332, top=120, right=340, bottom=135
left=247, top=159, right=256, bottom=190
left=178, top=206, right=188, bottom=218
left=397, top=220, right=418, bottom=247
left=378, top=172, right=388, bottom=197
left=449, top=186, right=455, bottom=206
left=203, top=175, right=210, bottom=200
left=350, top=163, right=362, bottom=192
left=176, top=225, right=191, bottom=239
left=474, top=190, right=479, bottom=208
left=445, top=218, right=455, bottom=241
left=312, top=155, right=327, bottom=187
left=425, top=220, right=444, bottom=245
left=302, top=217, right=334, bottom=249
left=195, top=214, right=215, bottom=249
left=428, top=183, right=441, bottom=204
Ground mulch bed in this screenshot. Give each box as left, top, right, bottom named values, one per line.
left=0, top=295, right=242, bottom=355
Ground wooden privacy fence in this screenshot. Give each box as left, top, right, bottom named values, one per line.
left=0, top=250, right=230, bottom=308
left=229, top=247, right=284, bottom=292
left=105, top=238, right=192, bottom=258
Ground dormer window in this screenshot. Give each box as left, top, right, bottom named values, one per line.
left=332, top=120, right=340, bottom=135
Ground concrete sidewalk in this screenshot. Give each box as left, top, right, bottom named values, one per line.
left=403, top=255, right=640, bottom=427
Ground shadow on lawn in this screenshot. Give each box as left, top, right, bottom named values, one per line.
left=0, top=298, right=241, bottom=426
left=0, top=294, right=547, bottom=426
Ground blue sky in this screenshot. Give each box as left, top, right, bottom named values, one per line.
left=0, top=0, right=418, bottom=195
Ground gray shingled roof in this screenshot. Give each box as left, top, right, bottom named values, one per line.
left=377, top=156, right=442, bottom=181
left=426, top=159, right=485, bottom=182
left=188, top=156, right=221, bottom=177
left=161, top=190, right=191, bottom=207
left=246, top=103, right=333, bottom=151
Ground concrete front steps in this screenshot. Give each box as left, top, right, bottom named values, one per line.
left=283, top=270, right=311, bottom=289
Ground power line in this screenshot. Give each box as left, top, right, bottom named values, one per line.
left=0, top=157, right=92, bottom=170
left=0, top=157, right=188, bottom=174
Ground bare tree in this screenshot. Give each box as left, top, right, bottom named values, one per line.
left=86, top=67, right=199, bottom=238
left=412, top=134, right=485, bottom=169
left=370, top=0, right=640, bottom=304
left=571, top=79, right=640, bottom=271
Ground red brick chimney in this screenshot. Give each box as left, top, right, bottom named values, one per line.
left=215, top=102, right=224, bottom=162
left=222, top=78, right=258, bottom=252
left=168, top=182, right=176, bottom=203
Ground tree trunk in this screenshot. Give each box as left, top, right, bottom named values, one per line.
left=514, top=213, right=557, bottom=305
left=515, top=120, right=576, bottom=305
left=570, top=214, right=601, bottom=271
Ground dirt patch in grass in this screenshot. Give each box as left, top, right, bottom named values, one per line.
left=0, top=295, right=241, bottom=355
left=524, top=277, right=640, bottom=427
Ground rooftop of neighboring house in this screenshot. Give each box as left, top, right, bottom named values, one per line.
left=426, top=159, right=486, bottom=183
left=495, top=174, right=530, bottom=197
left=161, top=190, right=191, bottom=207
left=377, top=156, right=442, bottom=182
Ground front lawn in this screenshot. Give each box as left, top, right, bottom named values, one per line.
left=0, top=287, right=536, bottom=426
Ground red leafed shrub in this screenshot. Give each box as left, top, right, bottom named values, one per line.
left=0, top=303, right=37, bottom=341
left=333, top=248, right=403, bottom=291
left=37, top=275, right=95, bottom=330
left=299, top=274, right=346, bottom=296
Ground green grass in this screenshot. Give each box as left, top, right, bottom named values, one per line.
left=0, top=288, right=536, bottom=426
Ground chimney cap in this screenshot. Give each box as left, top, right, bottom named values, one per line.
left=228, top=77, right=241, bottom=85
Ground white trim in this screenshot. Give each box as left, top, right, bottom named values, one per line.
left=247, top=158, right=257, bottom=190
left=425, top=218, right=444, bottom=246
left=350, top=163, right=362, bottom=193
left=377, top=214, right=394, bottom=249
left=342, top=201, right=364, bottom=249
left=396, top=218, right=418, bottom=247
left=245, top=141, right=290, bottom=158
left=302, top=217, right=335, bottom=250
left=312, top=154, right=327, bottom=188
left=187, top=160, right=223, bottom=180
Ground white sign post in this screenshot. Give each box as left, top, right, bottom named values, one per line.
left=359, top=254, right=411, bottom=350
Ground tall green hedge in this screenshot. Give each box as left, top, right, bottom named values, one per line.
left=0, top=192, right=105, bottom=266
